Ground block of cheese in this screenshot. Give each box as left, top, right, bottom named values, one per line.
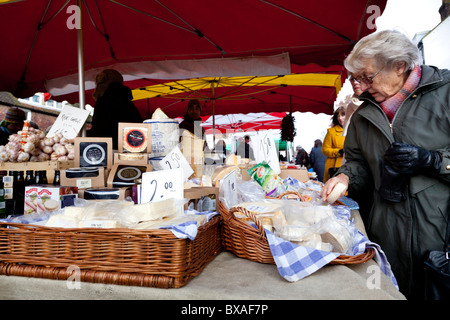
left=225, top=153, right=238, bottom=165
left=122, top=198, right=180, bottom=225
left=277, top=226, right=323, bottom=250
left=45, top=214, right=79, bottom=228
left=63, top=206, right=85, bottom=219
left=232, top=201, right=286, bottom=231
left=151, top=108, right=169, bottom=119
left=326, top=182, right=346, bottom=204
left=211, top=165, right=239, bottom=186
left=180, top=130, right=204, bottom=178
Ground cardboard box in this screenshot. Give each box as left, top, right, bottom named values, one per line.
left=74, top=137, right=113, bottom=169
left=61, top=167, right=106, bottom=189
left=118, top=123, right=152, bottom=154
left=0, top=160, right=74, bottom=184
left=278, top=169, right=309, bottom=182
left=24, top=185, right=78, bottom=215
left=107, top=163, right=153, bottom=188
left=184, top=186, right=219, bottom=211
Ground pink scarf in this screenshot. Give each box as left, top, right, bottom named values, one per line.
left=380, top=65, right=422, bottom=122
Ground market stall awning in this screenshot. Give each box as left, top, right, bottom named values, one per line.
left=0, top=0, right=386, bottom=100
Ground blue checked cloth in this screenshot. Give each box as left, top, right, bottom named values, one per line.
left=265, top=205, right=398, bottom=289
left=161, top=210, right=219, bottom=240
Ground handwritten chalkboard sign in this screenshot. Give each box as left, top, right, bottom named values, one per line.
left=47, top=105, right=90, bottom=139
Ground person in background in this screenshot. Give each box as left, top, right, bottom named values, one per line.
left=321, top=30, right=450, bottom=299
left=0, top=107, right=26, bottom=146
left=342, top=77, right=364, bottom=137
left=322, top=106, right=345, bottom=182
left=179, top=99, right=205, bottom=139
left=235, top=135, right=255, bottom=160
left=294, top=145, right=310, bottom=168
left=213, top=139, right=227, bottom=164
left=87, top=69, right=143, bottom=149
left=309, top=139, right=326, bottom=182
left=341, top=75, right=374, bottom=225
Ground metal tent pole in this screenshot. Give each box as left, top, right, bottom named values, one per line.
left=77, top=0, right=86, bottom=137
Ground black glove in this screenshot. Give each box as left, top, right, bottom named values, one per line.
left=384, top=142, right=442, bottom=175
left=379, top=162, right=408, bottom=202
left=338, top=149, right=344, bottom=156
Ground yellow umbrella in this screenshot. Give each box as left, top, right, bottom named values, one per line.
left=132, top=73, right=341, bottom=101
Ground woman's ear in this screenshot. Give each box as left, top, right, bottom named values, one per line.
left=395, top=61, right=407, bottom=75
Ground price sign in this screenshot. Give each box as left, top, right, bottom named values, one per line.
left=159, top=146, right=194, bottom=181
left=140, top=168, right=184, bottom=204
left=47, top=105, right=90, bottom=139
left=255, top=131, right=280, bottom=174
left=222, top=169, right=238, bottom=207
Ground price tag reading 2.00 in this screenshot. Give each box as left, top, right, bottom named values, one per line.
left=141, top=168, right=184, bottom=203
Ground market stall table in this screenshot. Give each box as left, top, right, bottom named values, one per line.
left=0, top=210, right=405, bottom=300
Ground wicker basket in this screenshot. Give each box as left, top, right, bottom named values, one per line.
left=0, top=215, right=222, bottom=288
left=218, top=200, right=375, bottom=265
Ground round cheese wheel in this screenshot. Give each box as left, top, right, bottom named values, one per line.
left=326, top=182, right=346, bottom=204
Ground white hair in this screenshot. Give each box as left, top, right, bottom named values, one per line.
left=344, top=30, right=421, bottom=74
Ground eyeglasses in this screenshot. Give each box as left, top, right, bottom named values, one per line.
left=349, top=67, right=383, bottom=85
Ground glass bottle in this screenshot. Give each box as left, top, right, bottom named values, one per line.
left=0, top=172, right=6, bottom=218
left=34, top=170, right=41, bottom=185
left=13, top=171, right=24, bottom=215
left=25, top=170, right=34, bottom=186
left=53, top=170, right=60, bottom=186
left=41, top=170, right=48, bottom=184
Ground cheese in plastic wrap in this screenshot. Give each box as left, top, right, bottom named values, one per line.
left=247, top=162, right=284, bottom=196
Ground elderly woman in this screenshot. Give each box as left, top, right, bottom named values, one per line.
left=321, top=30, right=450, bottom=299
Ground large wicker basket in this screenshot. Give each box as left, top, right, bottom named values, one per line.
left=218, top=198, right=375, bottom=265
left=0, top=215, right=222, bottom=288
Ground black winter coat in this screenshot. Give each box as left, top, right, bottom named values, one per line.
left=87, top=83, right=143, bottom=149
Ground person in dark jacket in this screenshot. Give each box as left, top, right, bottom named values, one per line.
left=321, top=30, right=450, bottom=299
left=0, top=107, right=26, bottom=146
left=295, top=145, right=310, bottom=167
left=179, top=99, right=205, bottom=139
left=309, top=139, right=326, bottom=182
left=236, top=135, right=255, bottom=160
left=87, top=69, right=143, bottom=149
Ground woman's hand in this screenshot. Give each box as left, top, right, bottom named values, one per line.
left=321, top=173, right=349, bottom=202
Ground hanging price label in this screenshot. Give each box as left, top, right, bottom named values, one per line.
left=255, top=131, right=280, bottom=174
left=222, top=169, right=238, bottom=207
left=140, top=168, right=184, bottom=204
left=159, top=145, right=194, bottom=181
